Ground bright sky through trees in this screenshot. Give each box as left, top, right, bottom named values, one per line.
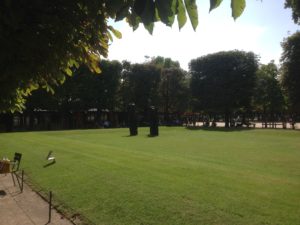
left=108, top=0, right=299, bottom=70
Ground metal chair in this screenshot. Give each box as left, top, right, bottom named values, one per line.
left=11, top=152, right=22, bottom=187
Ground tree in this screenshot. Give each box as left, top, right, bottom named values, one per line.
left=26, top=60, right=122, bottom=112
left=285, top=0, right=300, bottom=24
left=280, top=31, right=300, bottom=113
left=120, top=63, right=161, bottom=113
left=190, top=50, right=258, bottom=127
left=159, top=67, right=190, bottom=124
left=253, top=61, right=285, bottom=126
left=150, top=56, right=180, bottom=69
left=0, top=0, right=246, bottom=112
left=25, top=60, right=122, bottom=129
left=149, top=57, right=189, bottom=123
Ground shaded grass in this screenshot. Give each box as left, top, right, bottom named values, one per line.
left=0, top=127, right=299, bottom=225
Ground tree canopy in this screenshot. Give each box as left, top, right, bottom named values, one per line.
left=285, top=0, right=300, bottom=24
left=280, top=31, right=300, bottom=113
left=149, top=57, right=189, bottom=122
left=190, top=50, right=258, bottom=127
left=0, top=0, right=247, bottom=112
left=26, top=60, right=122, bottom=112
left=253, top=61, right=285, bottom=115
left=120, top=62, right=161, bottom=113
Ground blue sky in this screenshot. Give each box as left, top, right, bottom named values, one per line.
left=107, top=0, right=299, bottom=70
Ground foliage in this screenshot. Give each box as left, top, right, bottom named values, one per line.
left=285, top=0, right=300, bottom=24
left=280, top=31, right=300, bottom=113
left=1, top=127, right=300, bottom=225
left=159, top=68, right=189, bottom=115
left=26, top=60, right=122, bottom=112
left=150, top=56, right=180, bottom=69
left=149, top=57, right=190, bottom=120
left=190, top=50, right=258, bottom=126
left=0, top=0, right=246, bottom=112
left=120, top=62, right=161, bottom=112
left=253, top=61, right=285, bottom=114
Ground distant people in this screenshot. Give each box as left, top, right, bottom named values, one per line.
left=103, top=120, right=110, bottom=128
left=289, top=118, right=295, bottom=129
left=230, top=119, right=235, bottom=127
left=204, top=117, right=210, bottom=127
left=211, top=119, right=216, bottom=127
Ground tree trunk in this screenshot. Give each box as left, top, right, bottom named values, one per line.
left=29, top=112, right=34, bottom=130
left=225, top=111, right=230, bottom=128
left=4, top=113, right=13, bottom=132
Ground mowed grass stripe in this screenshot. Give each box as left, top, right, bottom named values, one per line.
left=0, top=127, right=299, bottom=225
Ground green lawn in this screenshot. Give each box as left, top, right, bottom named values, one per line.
left=1, top=127, right=300, bottom=225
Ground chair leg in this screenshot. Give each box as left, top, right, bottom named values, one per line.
left=11, top=172, right=16, bottom=186
left=11, top=172, right=22, bottom=191
left=15, top=172, right=21, bottom=189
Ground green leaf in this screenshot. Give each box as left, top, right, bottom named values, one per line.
left=231, top=0, right=246, bottom=20
left=143, top=22, right=154, bottom=34
left=184, top=0, right=198, bottom=30
left=156, top=0, right=176, bottom=27
left=126, top=12, right=141, bottom=31
left=133, top=0, right=146, bottom=17
left=64, top=67, right=73, bottom=76
left=29, top=83, right=39, bottom=90
left=68, top=59, right=80, bottom=68
left=177, top=0, right=187, bottom=30
left=58, top=73, right=66, bottom=84
left=106, top=0, right=127, bottom=18
left=107, top=31, right=113, bottom=42
left=209, top=0, right=223, bottom=12
left=108, top=26, right=122, bottom=39
left=140, top=0, right=156, bottom=26
left=115, top=4, right=130, bottom=21
left=93, top=64, right=101, bottom=74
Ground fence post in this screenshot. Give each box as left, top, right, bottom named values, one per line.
left=48, top=191, right=52, bottom=223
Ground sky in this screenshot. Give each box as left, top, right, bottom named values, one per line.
left=107, top=0, right=299, bottom=70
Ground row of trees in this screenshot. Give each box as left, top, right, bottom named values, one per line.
left=1, top=0, right=298, bottom=116
left=1, top=0, right=248, bottom=112
left=24, top=57, right=189, bottom=126
left=17, top=50, right=296, bottom=129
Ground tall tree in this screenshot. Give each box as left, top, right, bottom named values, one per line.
left=190, top=50, right=258, bottom=127
left=149, top=57, right=189, bottom=123
left=121, top=63, right=161, bottom=113
left=285, top=0, right=300, bottom=24
left=26, top=60, right=122, bottom=111
left=253, top=61, right=285, bottom=124
left=25, top=60, right=122, bottom=129
left=280, top=31, right=300, bottom=113
left=159, top=67, right=190, bottom=123
left=0, top=0, right=247, bottom=112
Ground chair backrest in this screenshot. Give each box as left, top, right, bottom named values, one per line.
left=46, top=151, right=53, bottom=160
left=12, top=152, right=22, bottom=171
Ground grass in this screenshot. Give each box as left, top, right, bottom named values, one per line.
left=0, top=127, right=299, bottom=225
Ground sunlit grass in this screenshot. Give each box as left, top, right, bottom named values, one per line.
left=1, top=127, right=299, bottom=225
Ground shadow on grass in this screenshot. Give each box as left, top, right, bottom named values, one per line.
left=122, top=134, right=159, bottom=138
left=43, top=160, right=56, bottom=168
left=122, top=134, right=138, bottom=137
left=186, top=126, right=254, bottom=132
